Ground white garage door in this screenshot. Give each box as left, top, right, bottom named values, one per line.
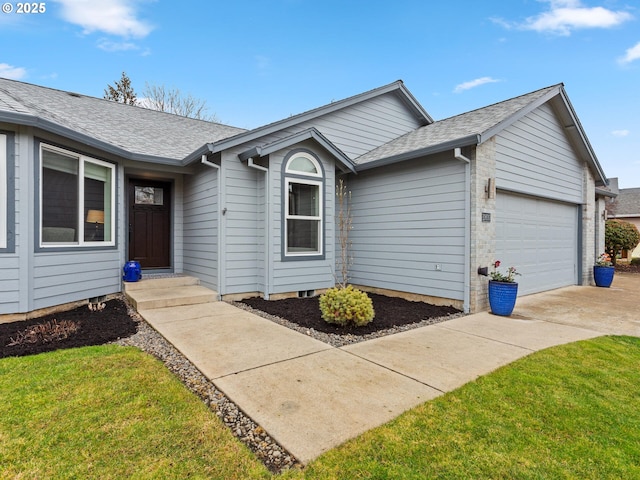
left=495, top=192, right=578, bottom=295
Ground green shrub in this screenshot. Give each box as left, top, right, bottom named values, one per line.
left=605, top=220, right=640, bottom=265
left=630, top=257, right=640, bottom=266
left=319, top=285, right=375, bottom=327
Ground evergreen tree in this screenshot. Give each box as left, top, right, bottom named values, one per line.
left=104, top=72, right=137, bottom=105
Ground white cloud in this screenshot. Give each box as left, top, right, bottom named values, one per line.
left=97, top=39, right=139, bottom=52
left=0, top=63, right=27, bottom=80
left=454, top=77, right=501, bottom=93
left=612, top=129, right=630, bottom=137
left=619, top=41, right=640, bottom=64
left=496, top=0, right=633, bottom=36
left=53, top=0, right=154, bottom=38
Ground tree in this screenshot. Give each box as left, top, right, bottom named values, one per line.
left=141, top=82, right=218, bottom=121
left=605, top=219, right=640, bottom=265
left=103, top=72, right=137, bottom=105
left=103, top=74, right=217, bottom=121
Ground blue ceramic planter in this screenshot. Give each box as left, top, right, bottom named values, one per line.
left=488, top=280, right=518, bottom=316
left=593, top=265, right=614, bottom=288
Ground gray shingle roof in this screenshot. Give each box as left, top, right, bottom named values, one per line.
left=354, top=85, right=560, bottom=166
left=0, top=78, right=245, bottom=162
left=613, top=188, right=640, bottom=216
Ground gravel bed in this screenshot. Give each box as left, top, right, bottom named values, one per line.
left=113, top=306, right=300, bottom=474
left=232, top=301, right=465, bottom=348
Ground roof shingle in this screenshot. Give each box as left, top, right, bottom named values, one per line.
left=354, top=85, right=560, bottom=166
left=0, top=78, right=246, bottom=161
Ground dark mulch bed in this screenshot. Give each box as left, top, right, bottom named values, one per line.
left=241, top=293, right=461, bottom=336
left=615, top=263, right=640, bottom=274
left=0, top=298, right=137, bottom=359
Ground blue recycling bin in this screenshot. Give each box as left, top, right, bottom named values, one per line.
left=123, top=260, right=142, bottom=282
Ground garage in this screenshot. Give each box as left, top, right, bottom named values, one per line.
left=495, top=192, right=579, bottom=295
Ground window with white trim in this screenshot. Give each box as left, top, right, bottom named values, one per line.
left=40, top=144, right=115, bottom=247
left=0, top=134, right=7, bottom=249
left=284, top=151, right=323, bottom=257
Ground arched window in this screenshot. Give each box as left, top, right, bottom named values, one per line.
left=283, top=151, right=323, bottom=258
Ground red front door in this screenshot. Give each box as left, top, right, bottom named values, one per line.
left=128, top=179, right=171, bottom=269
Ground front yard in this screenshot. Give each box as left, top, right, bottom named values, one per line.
left=1, top=336, right=639, bottom=478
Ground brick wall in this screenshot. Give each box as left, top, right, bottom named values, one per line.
left=469, top=139, right=496, bottom=313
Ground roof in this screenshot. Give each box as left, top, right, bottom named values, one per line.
left=354, top=84, right=607, bottom=185
left=355, top=85, right=559, bottom=167
left=0, top=78, right=246, bottom=163
left=194, top=80, right=432, bottom=162
left=611, top=188, right=640, bottom=216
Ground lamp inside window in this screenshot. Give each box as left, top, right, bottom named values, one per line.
left=86, top=209, right=104, bottom=241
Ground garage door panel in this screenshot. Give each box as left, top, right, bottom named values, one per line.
left=496, top=193, right=577, bottom=295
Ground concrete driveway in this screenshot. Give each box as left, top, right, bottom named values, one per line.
left=136, top=273, right=639, bottom=464
left=514, top=272, right=640, bottom=337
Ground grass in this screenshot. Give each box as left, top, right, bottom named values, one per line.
left=301, top=336, right=640, bottom=479
left=0, top=345, right=270, bottom=479
left=1, top=337, right=639, bottom=479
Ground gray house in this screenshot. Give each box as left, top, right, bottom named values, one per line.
left=0, top=78, right=609, bottom=318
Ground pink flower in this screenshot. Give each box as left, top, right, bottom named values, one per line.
left=494, top=260, right=501, bottom=268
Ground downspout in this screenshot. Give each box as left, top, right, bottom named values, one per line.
left=246, top=157, right=270, bottom=300
left=454, top=148, right=471, bottom=314
left=201, top=155, right=223, bottom=300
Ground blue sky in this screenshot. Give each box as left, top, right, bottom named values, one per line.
left=1, top=0, right=639, bottom=187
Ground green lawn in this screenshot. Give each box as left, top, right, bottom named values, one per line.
left=1, top=336, right=639, bottom=479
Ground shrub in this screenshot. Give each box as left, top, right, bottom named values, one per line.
left=630, top=258, right=640, bottom=266
left=319, top=285, right=375, bottom=327
left=605, top=220, right=640, bottom=265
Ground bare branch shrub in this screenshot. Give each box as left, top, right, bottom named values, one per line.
left=335, top=178, right=353, bottom=288
left=7, top=320, right=80, bottom=347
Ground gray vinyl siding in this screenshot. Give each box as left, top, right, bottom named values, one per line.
left=270, top=140, right=335, bottom=294
left=348, top=153, right=466, bottom=301
left=495, top=102, right=584, bottom=203
left=183, top=162, right=218, bottom=290
left=292, top=93, right=423, bottom=160
left=32, top=250, right=121, bottom=310
left=0, top=129, right=19, bottom=313
left=236, top=93, right=422, bottom=162
left=222, top=150, right=262, bottom=295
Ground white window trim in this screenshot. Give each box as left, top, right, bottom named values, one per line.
left=39, top=143, right=116, bottom=248
left=0, top=134, right=6, bottom=249
left=285, top=152, right=322, bottom=177
left=284, top=177, right=323, bottom=256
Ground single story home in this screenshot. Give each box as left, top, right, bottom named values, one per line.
left=0, top=78, right=610, bottom=319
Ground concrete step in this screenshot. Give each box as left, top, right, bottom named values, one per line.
left=124, top=275, right=200, bottom=292
left=123, top=275, right=219, bottom=311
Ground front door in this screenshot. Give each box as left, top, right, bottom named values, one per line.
left=128, top=179, right=171, bottom=269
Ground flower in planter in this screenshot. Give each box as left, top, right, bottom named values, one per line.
left=489, top=260, right=520, bottom=283
left=595, top=253, right=613, bottom=267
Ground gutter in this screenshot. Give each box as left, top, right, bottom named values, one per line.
left=355, top=134, right=480, bottom=172
left=454, top=148, right=471, bottom=314
left=200, top=154, right=223, bottom=300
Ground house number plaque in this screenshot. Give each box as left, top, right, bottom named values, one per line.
left=482, top=212, right=491, bottom=223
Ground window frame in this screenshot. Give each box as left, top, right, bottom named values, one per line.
left=38, top=143, right=116, bottom=249
left=0, top=134, right=7, bottom=250
left=282, top=149, right=325, bottom=260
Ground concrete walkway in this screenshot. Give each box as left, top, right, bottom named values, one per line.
left=127, top=274, right=639, bottom=465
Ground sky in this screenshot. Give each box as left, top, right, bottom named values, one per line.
left=1, top=0, right=639, bottom=187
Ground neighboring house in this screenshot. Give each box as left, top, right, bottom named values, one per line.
left=0, top=78, right=610, bottom=318
left=606, top=179, right=640, bottom=259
